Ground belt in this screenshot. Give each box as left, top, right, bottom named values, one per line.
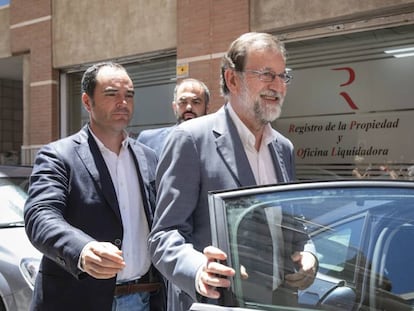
left=114, top=273, right=161, bottom=296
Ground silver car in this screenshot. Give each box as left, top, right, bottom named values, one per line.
left=0, top=165, right=40, bottom=311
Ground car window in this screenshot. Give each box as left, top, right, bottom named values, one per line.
left=312, top=216, right=364, bottom=284
left=209, top=181, right=414, bottom=311
left=384, top=226, right=414, bottom=295
left=0, top=178, right=27, bottom=225
left=375, top=224, right=414, bottom=308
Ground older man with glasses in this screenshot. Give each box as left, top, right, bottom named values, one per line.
left=149, top=32, right=317, bottom=311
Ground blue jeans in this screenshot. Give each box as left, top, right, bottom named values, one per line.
left=112, top=292, right=150, bottom=311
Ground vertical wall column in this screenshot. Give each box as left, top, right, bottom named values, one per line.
left=10, top=0, right=59, bottom=164
left=176, top=0, right=249, bottom=113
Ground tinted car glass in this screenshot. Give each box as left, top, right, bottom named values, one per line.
left=208, top=180, right=414, bottom=311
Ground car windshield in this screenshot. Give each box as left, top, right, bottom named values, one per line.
left=0, top=176, right=27, bottom=226
left=209, top=180, right=414, bottom=311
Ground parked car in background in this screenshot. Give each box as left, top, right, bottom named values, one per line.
left=0, top=165, right=40, bottom=311
left=192, top=180, right=414, bottom=311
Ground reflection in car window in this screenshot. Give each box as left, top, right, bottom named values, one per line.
left=313, top=217, right=364, bottom=284
left=377, top=224, right=414, bottom=307
left=209, top=182, right=414, bottom=310
left=385, top=226, right=414, bottom=295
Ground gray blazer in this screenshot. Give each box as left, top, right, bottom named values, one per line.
left=24, top=126, right=165, bottom=311
left=149, top=104, right=310, bottom=311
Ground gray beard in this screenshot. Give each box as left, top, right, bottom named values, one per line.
left=253, top=99, right=282, bottom=124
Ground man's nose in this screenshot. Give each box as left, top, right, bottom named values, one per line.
left=270, top=76, right=287, bottom=91
left=118, top=95, right=129, bottom=105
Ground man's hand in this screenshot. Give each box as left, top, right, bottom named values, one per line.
left=285, top=251, right=317, bottom=290
left=196, top=246, right=235, bottom=299
left=81, top=241, right=126, bottom=279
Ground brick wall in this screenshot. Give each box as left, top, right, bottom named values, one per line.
left=177, top=0, right=249, bottom=113
left=9, top=0, right=59, bottom=163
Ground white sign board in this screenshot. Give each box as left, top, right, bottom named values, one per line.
left=283, top=56, right=414, bottom=116
left=275, top=56, right=414, bottom=178
left=277, top=111, right=409, bottom=164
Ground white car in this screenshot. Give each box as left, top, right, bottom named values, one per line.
left=0, top=165, right=41, bottom=311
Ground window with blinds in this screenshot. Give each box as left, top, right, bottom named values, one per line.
left=65, top=55, right=177, bottom=137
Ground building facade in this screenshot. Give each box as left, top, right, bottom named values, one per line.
left=1, top=0, right=414, bottom=179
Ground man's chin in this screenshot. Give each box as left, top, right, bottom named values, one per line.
left=262, top=108, right=281, bottom=123
left=112, top=118, right=131, bottom=128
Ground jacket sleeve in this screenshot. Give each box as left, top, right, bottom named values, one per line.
left=24, top=144, right=94, bottom=278
left=148, top=127, right=207, bottom=301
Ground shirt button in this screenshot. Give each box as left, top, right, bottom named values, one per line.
left=114, top=239, right=122, bottom=247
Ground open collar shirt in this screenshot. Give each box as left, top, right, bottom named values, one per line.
left=227, top=103, right=278, bottom=185
left=91, top=130, right=151, bottom=283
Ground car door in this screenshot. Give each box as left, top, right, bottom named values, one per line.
left=202, top=180, right=414, bottom=311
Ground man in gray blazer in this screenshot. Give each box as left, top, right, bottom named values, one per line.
left=149, top=32, right=317, bottom=311
left=137, top=78, right=210, bottom=157
left=24, top=62, right=165, bottom=311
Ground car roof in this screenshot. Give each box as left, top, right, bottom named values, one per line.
left=0, top=165, right=33, bottom=178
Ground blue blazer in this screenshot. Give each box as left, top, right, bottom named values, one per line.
left=24, top=126, right=165, bottom=311
left=149, top=105, right=311, bottom=311
left=137, top=125, right=176, bottom=157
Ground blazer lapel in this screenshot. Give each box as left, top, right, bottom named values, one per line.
left=128, top=140, right=155, bottom=227
left=74, top=127, right=122, bottom=222
left=214, top=106, right=256, bottom=188
left=269, top=141, right=289, bottom=183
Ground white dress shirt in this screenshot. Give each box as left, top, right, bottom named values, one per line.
left=228, top=103, right=282, bottom=288
left=227, top=103, right=278, bottom=185
left=91, top=131, right=151, bottom=283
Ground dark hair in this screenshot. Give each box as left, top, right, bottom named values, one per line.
left=220, top=32, right=287, bottom=97
left=173, top=78, right=211, bottom=105
left=81, top=62, right=127, bottom=99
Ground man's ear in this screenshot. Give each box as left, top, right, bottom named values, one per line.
left=171, top=101, right=177, bottom=113
left=82, top=93, right=92, bottom=112
left=224, top=68, right=240, bottom=94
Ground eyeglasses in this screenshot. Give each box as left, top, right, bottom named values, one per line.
left=243, top=69, right=292, bottom=84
